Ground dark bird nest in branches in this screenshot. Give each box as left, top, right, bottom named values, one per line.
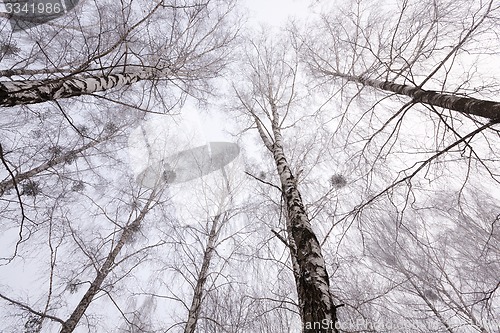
left=330, top=174, right=347, bottom=189
left=22, top=180, right=41, bottom=196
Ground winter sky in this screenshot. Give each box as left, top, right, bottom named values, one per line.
left=240, top=0, right=314, bottom=27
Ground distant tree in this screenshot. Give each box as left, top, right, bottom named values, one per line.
left=59, top=190, right=160, bottom=333
left=358, top=188, right=500, bottom=332
left=0, top=1, right=241, bottom=332
left=182, top=166, right=244, bottom=333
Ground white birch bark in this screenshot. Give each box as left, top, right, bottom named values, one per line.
left=252, top=101, right=338, bottom=333
left=326, top=71, right=500, bottom=121
left=0, top=68, right=164, bottom=106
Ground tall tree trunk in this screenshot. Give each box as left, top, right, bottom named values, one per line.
left=184, top=213, right=222, bottom=333
left=185, top=166, right=233, bottom=333
left=327, top=72, right=500, bottom=121
left=59, top=193, right=155, bottom=333
left=255, top=102, right=338, bottom=333
left=0, top=68, right=164, bottom=106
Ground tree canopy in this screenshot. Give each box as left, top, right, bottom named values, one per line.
left=1, top=0, right=499, bottom=332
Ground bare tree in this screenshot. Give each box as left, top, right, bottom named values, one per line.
left=302, top=0, right=500, bottom=233
left=356, top=187, right=500, bottom=333
left=59, top=189, right=160, bottom=333
left=2, top=0, right=498, bottom=331
left=0, top=0, right=239, bottom=107
left=311, top=71, right=500, bottom=121
left=233, top=33, right=340, bottom=332
left=183, top=164, right=244, bottom=333
left=307, top=0, right=500, bottom=118
left=299, top=0, right=500, bottom=331
left=0, top=125, right=122, bottom=197
left=0, top=1, right=242, bottom=332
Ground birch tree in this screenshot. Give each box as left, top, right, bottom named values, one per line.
left=0, top=171, right=168, bottom=332
left=0, top=113, right=249, bottom=332
left=0, top=1, right=242, bottom=332
left=299, top=0, right=500, bottom=331
left=183, top=213, right=225, bottom=333
left=307, top=0, right=500, bottom=119
left=354, top=188, right=500, bottom=333
left=59, top=190, right=160, bottom=333
left=180, top=162, right=246, bottom=333
left=233, top=33, right=342, bottom=333
left=313, top=72, right=500, bottom=121
left=303, top=0, right=500, bottom=231
left=0, top=0, right=239, bottom=107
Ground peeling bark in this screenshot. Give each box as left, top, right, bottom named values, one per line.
left=329, top=72, right=500, bottom=121
left=0, top=68, right=163, bottom=106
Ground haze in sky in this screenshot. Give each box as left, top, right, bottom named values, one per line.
left=241, top=0, right=314, bottom=27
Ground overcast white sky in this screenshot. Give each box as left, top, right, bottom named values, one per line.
left=240, top=0, right=315, bottom=27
